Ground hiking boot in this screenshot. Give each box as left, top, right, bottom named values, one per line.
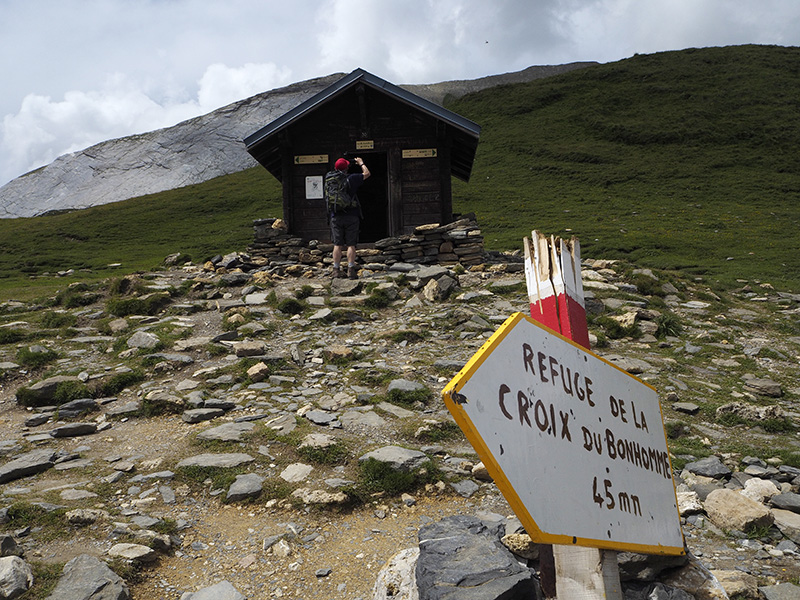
left=347, top=266, right=358, bottom=280
left=332, top=267, right=345, bottom=279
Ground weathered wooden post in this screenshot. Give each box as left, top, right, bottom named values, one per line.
left=442, top=230, right=685, bottom=600
left=524, top=231, right=621, bottom=599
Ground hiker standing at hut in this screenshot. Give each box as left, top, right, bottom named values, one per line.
left=326, top=156, right=370, bottom=279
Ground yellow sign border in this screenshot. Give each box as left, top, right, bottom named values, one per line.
left=442, top=312, right=685, bottom=556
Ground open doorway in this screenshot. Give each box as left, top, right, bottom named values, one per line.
left=353, top=152, right=388, bottom=243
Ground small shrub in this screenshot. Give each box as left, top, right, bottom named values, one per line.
left=16, top=346, right=59, bottom=369
left=0, top=328, right=26, bottom=345
left=52, top=381, right=92, bottom=404
left=387, top=385, right=433, bottom=407
left=3, top=502, right=69, bottom=542
left=106, top=293, right=170, bottom=317
left=365, top=288, right=392, bottom=309
left=295, top=285, right=314, bottom=300
left=41, top=311, right=77, bottom=329
left=176, top=465, right=244, bottom=491
left=297, top=442, right=349, bottom=465
left=384, top=330, right=425, bottom=344
left=93, top=369, right=145, bottom=397
left=277, top=298, right=306, bottom=315
left=27, top=562, right=63, bottom=599
left=596, top=316, right=640, bottom=340
left=358, top=458, right=443, bottom=497
left=663, top=420, right=688, bottom=439
left=655, top=313, right=682, bottom=339
left=139, top=394, right=185, bottom=417
left=630, top=274, right=664, bottom=297
left=405, top=420, right=463, bottom=443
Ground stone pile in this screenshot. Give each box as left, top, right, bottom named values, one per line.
left=249, top=214, right=486, bottom=268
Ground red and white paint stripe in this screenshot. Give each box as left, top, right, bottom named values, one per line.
left=524, top=231, right=590, bottom=350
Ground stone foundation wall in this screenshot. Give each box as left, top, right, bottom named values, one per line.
left=249, top=214, right=487, bottom=268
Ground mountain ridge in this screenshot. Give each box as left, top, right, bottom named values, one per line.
left=0, top=62, right=595, bottom=219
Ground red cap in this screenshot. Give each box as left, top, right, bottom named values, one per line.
left=335, top=158, right=350, bottom=171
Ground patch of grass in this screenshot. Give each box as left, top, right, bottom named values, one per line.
left=24, top=562, right=64, bottom=600
left=402, top=419, right=464, bottom=443
left=351, top=368, right=397, bottom=387
left=358, top=457, right=442, bottom=496
left=594, top=315, right=641, bottom=340
left=383, top=330, right=426, bottom=344
left=297, top=442, right=349, bottom=466
left=0, top=328, right=26, bottom=345
left=15, top=346, right=59, bottom=369
left=655, top=313, right=683, bottom=339
left=106, top=292, right=171, bottom=317
left=276, top=298, right=306, bottom=315
left=93, top=369, right=146, bottom=397
left=1, top=502, right=69, bottom=542
left=364, top=288, right=393, bottom=309
left=175, top=465, right=247, bottom=491
left=40, top=311, right=78, bottom=329
left=295, top=285, right=315, bottom=300
left=387, top=385, right=433, bottom=407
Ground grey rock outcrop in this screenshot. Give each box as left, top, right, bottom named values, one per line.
left=415, top=515, right=536, bottom=600
left=45, top=554, right=130, bottom=600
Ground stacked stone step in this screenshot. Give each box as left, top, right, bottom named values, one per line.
left=249, top=215, right=486, bottom=267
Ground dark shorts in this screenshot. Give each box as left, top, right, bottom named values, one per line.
left=330, top=210, right=360, bottom=246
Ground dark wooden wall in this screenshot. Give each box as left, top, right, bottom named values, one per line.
left=278, top=84, right=453, bottom=243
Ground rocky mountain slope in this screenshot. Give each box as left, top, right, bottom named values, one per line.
left=0, top=245, right=799, bottom=599
left=0, top=63, right=595, bottom=219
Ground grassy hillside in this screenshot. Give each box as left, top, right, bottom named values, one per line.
left=448, top=44, right=800, bottom=290
left=1, top=44, right=799, bottom=298
left=0, top=168, right=283, bottom=298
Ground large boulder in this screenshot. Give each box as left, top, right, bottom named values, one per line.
left=415, top=515, right=536, bottom=600
left=704, top=488, right=773, bottom=533
left=44, top=554, right=130, bottom=600
left=0, top=556, right=33, bottom=599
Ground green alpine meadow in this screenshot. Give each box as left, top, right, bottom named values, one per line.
left=1, top=44, right=799, bottom=298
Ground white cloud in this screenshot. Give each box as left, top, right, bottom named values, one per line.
left=3, top=0, right=800, bottom=188
left=0, top=62, right=293, bottom=186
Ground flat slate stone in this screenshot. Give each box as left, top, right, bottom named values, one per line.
left=359, top=445, right=427, bottom=472
left=759, top=583, right=800, bottom=600
left=176, top=453, right=254, bottom=469
left=49, top=423, right=97, bottom=438
left=304, top=410, right=337, bottom=426
left=197, top=422, right=255, bottom=442
left=181, top=581, right=245, bottom=600
left=771, top=493, right=800, bottom=514
left=227, top=474, right=264, bottom=502
left=0, top=449, right=56, bottom=484
left=684, top=456, right=732, bottom=479
left=182, top=408, right=225, bottom=423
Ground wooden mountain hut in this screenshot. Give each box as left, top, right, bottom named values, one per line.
left=243, top=68, right=481, bottom=244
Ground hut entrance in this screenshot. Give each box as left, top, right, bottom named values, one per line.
left=357, top=151, right=388, bottom=243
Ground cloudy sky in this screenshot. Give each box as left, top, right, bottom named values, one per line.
left=2, top=0, right=799, bottom=188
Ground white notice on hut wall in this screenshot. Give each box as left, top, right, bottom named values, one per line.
left=306, top=176, right=323, bottom=200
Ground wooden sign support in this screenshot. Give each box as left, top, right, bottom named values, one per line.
left=524, top=231, right=622, bottom=600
